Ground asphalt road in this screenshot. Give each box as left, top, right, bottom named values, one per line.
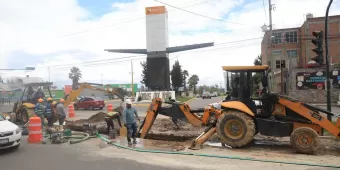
left=188, top=96, right=223, bottom=109
left=0, top=138, right=187, bottom=170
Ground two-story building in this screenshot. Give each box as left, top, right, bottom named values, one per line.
left=261, top=13, right=340, bottom=102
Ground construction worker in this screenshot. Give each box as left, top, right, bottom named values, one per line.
left=45, top=98, right=55, bottom=127
left=56, top=99, right=66, bottom=126
left=122, top=99, right=140, bottom=145
left=105, top=111, right=122, bottom=134
left=34, top=98, right=46, bottom=128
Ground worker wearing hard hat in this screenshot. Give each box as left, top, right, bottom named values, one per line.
left=45, top=98, right=55, bottom=127
left=56, top=98, right=66, bottom=125
left=122, top=99, right=140, bottom=145
left=105, top=111, right=122, bottom=134
left=34, top=98, right=46, bottom=128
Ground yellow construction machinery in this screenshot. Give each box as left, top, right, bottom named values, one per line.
left=10, top=82, right=56, bottom=124
left=63, top=82, right=124, bottom=107
left=7, top=82, right=124, bottom=124
left=139, top=65, right=340, bottom=154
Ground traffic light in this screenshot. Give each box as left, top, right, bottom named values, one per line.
left=310, top=31, right=324, bottom=65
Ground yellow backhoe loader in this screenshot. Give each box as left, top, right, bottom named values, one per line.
left=9, top=82, right=56, bottom=124
left=139, top=65, right=340, bottom=154
left=63, top=82, right=124, bottom=107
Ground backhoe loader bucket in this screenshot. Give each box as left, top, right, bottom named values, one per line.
left=139, top=98, right=204, bottom=139
left=139, top=98, right=162, bottom=138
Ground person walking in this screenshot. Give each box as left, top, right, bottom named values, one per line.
left=34, top=98, right=46, bottom=128
left=122, top=99, right=140, bottom=145
left=55, top=98, right=66, bottom=126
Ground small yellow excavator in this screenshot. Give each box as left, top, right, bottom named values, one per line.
left=139, top=65, right=340, bottom=154
left=63, top=82, right=124, bottom=107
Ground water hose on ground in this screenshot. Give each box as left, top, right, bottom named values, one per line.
left=69, top=132, right=90, bottom=144
left=95, top=133, right=340, bottom=168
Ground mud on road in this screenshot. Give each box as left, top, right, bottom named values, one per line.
left=65, top=111, right=340, bottom=158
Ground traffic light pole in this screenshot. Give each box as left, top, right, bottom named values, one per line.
left=325, top=0, right=333, bottom=121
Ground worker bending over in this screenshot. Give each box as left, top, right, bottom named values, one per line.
left=34, top=98, right=46, bottom=128
left=122, top=99, right=140, bottom=145
left=45, top=98, right=55, bottom=127
left=56, top=99, right=66, bottom=126
left=105, top=111, right=122, bottom=133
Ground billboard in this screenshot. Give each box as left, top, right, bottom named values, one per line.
left=105, top=84, right=138, bottom=92
left=296, top=71, right=326, bottom=90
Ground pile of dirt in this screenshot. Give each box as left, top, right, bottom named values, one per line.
left=147, top=118, right=204, bottom=138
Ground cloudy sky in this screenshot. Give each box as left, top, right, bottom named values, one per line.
left=1, top=0, right=340, bottom=88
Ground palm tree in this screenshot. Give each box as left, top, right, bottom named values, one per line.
left=69, top=67, right=82, bottom=90
left=182, top=70, right=189, bottom=92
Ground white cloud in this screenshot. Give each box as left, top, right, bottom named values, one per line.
left=1, top=0, right=339, bottom=88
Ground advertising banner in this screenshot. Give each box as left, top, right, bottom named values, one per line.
left=296, top=71, right=325, bottom=90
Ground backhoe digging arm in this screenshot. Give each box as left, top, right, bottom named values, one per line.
left=64, top=83, right=124, bottom=107
left=278, top=97, right=340, bottom=138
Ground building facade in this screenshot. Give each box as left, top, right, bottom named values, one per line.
left=261, top=14, right=340, bottom=102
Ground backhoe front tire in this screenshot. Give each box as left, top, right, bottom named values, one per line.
left=21, top=108, right=29, bottom=124
left=216, top=110, right=255, bottom=148
left=290, top=127, right=321, bottom=155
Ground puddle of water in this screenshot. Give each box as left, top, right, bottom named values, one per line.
left=105, top=136, right=181, bottom=151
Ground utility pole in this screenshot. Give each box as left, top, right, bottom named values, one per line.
left=48, top=67, right=51, bottom=82
left=325, top=0, right=333, bottom=120
left=131, top=60, right=134, bottom=98
left=268, top=0, right=274, bottom=92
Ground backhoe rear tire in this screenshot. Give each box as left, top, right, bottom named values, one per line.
left=216, top=110, right=255, bottom=148
left=290, top=127, right=321, bottom=155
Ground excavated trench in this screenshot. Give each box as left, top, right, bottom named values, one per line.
left=65, top=111, right=203, bottom=142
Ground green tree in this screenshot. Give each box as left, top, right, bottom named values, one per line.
left=254, top=55, right=262, bottom=66
left=140, top=61, right=149, bottom=87
left=170, top=60, right=184, bottom=94
left=188, top=74, right=199, bottom=94
left=182, top=70, right=189, bottom=92
left=69, top=66, right=82, bottom=90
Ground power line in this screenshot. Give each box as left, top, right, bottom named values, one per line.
left=1, top=0, right=218, bottom=51
left=34, top=37, right=262, bottom=69
left=154, top=0, right=260, bottom=27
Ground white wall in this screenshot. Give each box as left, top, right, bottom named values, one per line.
left=145, top=11, right=168, bottom=52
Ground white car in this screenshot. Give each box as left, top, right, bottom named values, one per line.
left=0, top=114, right=21, bottom=150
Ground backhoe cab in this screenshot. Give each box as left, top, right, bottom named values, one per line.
left=12, top=82, right=55, bottom=124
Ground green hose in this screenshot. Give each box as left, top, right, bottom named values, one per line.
left=69, top=132, right=90, bottom=144
left=96, top=133, right=340, bottom=168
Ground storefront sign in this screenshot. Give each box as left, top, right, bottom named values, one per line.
left=135, top=91, right=176, bottom=101
left=296, top=71, right=326, bottom=90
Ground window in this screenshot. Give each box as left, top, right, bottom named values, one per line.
left=272, top=50, right=282, bottom=56
left=287, top=50, right=298, bottom=57
left=272, top=32, right=282, bottom=44
left=284, top=31, right=298, bottom=43
left=276, top=60, right=286, bottom=69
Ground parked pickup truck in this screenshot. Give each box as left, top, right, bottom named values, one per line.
left=74, top=96, right=105, bottom=110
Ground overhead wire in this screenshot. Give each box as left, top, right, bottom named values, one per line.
left=0, top=0, right=231, bottom=51
left=153, top=0, right=260, bottom=27
left=31, top=37, right=262, bottom=70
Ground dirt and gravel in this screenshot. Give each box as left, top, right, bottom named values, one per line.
left=65, top=111, right=340, bottom=157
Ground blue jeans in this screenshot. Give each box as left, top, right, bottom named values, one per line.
left=125, top=122, right=137, bottom=142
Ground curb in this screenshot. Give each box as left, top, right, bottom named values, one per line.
left=184, top=98, right=196, bottom=103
